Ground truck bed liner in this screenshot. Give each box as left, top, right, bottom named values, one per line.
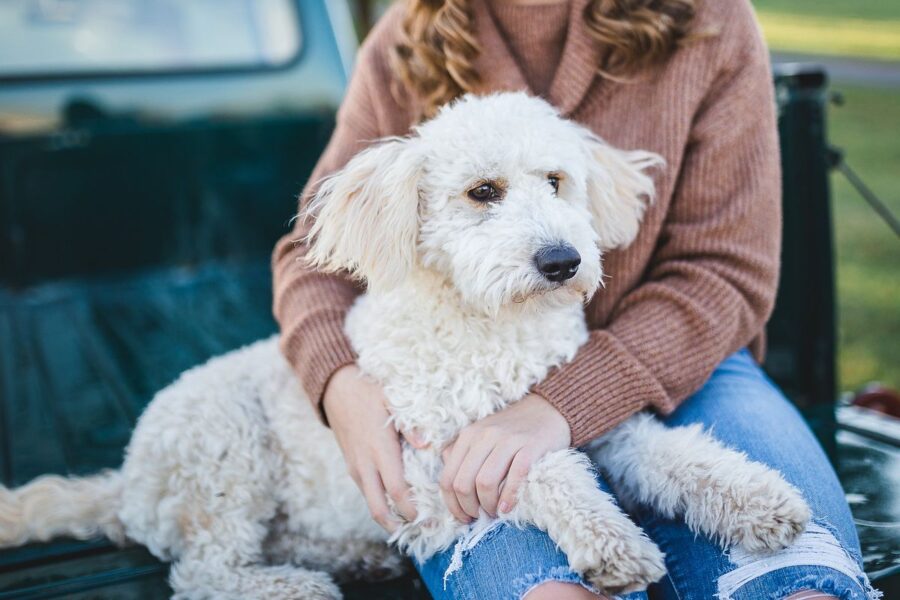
left=0, top=263, right=274, bottom=485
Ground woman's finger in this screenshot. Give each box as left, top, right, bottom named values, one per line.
left=401, top=427, right=429, bottom=449
left=475, top=443, right=518, bottom=517
left=359, top=468, right=401, bottom=533
left=375, top=438, right=418, bottom=522
left=441, top=442, right=453, bottom=465
left=439, top=440, right=473, bottom=523
left=451, top=441, right=496, bottom=519
left=497, top=449, right=535, bottom=515
left=440, top=477, right=470, bottom=524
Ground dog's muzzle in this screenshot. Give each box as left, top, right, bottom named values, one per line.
left=534, top=244, right=581, bottom=283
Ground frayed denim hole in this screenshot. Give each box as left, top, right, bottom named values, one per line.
left=717, top=521, right=881, bottom=600
left=721, top=567, right=880, bottom=600
left=814, top=516, right=865, bottom=567
left=511, top=565, right=600, bottom=600
left=479, top=520, right=509, bottom=544
left=442, top=520, right=509, bottom=589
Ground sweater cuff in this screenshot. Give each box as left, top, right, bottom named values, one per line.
left=280, top=309, right=358, bottom=424
left=533, top=331, right=672, bottom=447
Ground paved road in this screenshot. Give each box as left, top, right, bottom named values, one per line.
left=772, top=52, right=900, bottom=88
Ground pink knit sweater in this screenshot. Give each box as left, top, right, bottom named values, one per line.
left=271, top=0, right=782, bottom=446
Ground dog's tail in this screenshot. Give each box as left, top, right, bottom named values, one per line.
left=0, top=470, right=126, bottom=548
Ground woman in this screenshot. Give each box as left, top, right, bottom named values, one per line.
left=272, top=0, right=877, bottom=598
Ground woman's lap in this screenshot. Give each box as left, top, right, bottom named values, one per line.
left=415, top=349, right=878, bottom=600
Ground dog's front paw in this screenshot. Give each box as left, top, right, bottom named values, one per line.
left=565, top=514, right=666, bottom=595
left=583, top=533, right=667, bottom=595
left=726, top=474, right=810, bottom=553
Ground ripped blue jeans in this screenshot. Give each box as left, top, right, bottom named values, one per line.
left=415, top=349, right=879, bottom=599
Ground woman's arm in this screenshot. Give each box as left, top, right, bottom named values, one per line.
left=274, top=2, right=410, bottom=418
left=272, top=19, right=419, bottom=529
left=272, top=60, right=379, bottom=413
left=441, top=3, right=782, bottom=516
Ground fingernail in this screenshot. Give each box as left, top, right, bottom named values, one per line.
left=406, top=429, right=426, bottom=448
left=498, top=501, right=510, bottom=513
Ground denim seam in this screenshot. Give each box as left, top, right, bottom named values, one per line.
left=443, top=519, right=506, bottom=588
left=813, top=513, right=865, bottom=567
left=664, top=570, right=684, bottom=600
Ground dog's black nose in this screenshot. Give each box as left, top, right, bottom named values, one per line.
left=534, top=244, right=581, bottom=282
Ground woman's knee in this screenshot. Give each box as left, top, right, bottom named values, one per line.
left=636, top=512, right=877, bottom=600
left=523, top=581, right=605, bottom=600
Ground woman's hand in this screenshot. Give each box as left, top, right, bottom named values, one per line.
left=323, top=364, right=417, bottom=532
left=438, top=393, right=571, bottom=522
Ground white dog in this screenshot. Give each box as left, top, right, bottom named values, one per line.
left=0, top=93, right=809, bottom=599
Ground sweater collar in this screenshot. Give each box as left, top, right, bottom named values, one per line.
left=472, top=0, right=599, bottom=116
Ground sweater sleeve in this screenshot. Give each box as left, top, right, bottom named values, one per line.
left=533, top=6, right=783, bottom=446
left=271, top=45, right=384, bottom=417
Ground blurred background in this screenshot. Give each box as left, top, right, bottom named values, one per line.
left=0, top=0, right=895, bottom=394
left=0, top=1, right=896, bottom=598
left=753, top=0, right=900, bottom=397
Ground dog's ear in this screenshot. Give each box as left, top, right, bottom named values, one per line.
left=581, top=132, right=663, bottom=251
left=303, top=137, right=422, bottom=291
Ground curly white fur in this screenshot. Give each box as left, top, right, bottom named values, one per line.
left=0, top=93, right=809, bottom=599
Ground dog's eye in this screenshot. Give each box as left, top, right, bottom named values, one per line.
left=467, top=183, right=501, bottom=203
left=548, top=175, right=560, bottom=194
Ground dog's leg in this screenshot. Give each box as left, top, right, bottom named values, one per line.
left=121, top=375, right=342, bottom=599
left=591, top=413, right=810, bottom=552
left=155, top=476, right=342, bottom=600
left=165, top=496, right=340, bottom=600
left=513, top=449, right=666, bottom=595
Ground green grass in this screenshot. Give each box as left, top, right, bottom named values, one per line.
left=826, top=86, right=900, bottom=391
left=755, top=0, right=900, bottom=21
left=752, top=1, right=900, bottom=60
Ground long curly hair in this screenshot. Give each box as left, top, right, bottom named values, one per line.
left=390, top=0, right=697, bottom=118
